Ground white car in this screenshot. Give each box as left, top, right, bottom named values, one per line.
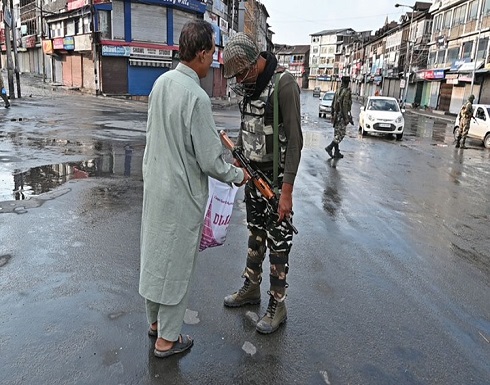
left=319, top=91, right=335, bottom=118
left=359, top=96, right=405, bottom=140
left=453, top=104, right=490, bottom=148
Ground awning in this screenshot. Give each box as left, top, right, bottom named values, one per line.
left=457, top=60, right=484, bottom=73
left=129, top=59, right=172, bottom=68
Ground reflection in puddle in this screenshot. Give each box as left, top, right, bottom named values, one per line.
left=404, top=115, right=453, bottom=143
left=0, top=145, right=142, bottom=202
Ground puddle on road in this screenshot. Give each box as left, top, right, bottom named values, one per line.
left=404, top=115, right=454, bottom=143
left=0, top=145, right=142, bottom=203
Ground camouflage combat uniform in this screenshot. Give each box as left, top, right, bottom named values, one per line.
left=456, top=100, right=473, bottom=148
left=236, top=68, right=301, bottom=301
left=331, top=85, right=352, bottom=144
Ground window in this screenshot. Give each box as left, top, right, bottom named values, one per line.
left=444, top=10, right=452, bottom=29
left=468, top=0, right=478, bottom=20
left=462, top=41, right=473, bottom=59
left=428, top=51, right=436, bottom=66
left=477, top=38, right=488, bottom=60
left=447, top=47, right=459, bottom=63
left=436, top=50, right=445, bottom=64
left=433, top=14, right=442, bottom=33
left=485, top=0, right=490, bottom=16
left=453, top=6, right=461, bottom=26
left=476, top=107, right=486, bottom=120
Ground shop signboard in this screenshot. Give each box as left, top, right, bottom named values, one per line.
left=101, top=45, right=131, bottom=57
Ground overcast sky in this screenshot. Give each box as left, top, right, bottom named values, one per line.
left=258, top=0, right=429, bottom=45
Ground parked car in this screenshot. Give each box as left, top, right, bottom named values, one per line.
left=313, top=87, right=321, bottom=98
left=359, top=96, right=405, bottom=140
left=319, top=91, right=335, bottom=118
left=453, top=104, right=490, bottom=148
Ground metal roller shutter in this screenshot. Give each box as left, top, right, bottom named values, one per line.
left=479, top=77, right=490, bottom=104
left=173, top=9, right=197, bottom=45
left=101, top=56, right=128, bottom=94
left=113, top=0, right=125, bottom=40
left=131, top=3, right=167, bottom=43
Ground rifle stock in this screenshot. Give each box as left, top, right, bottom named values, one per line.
left=219, top=130, right=298, bottom=234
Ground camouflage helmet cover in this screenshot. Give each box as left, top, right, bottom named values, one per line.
left=223, top=33, right=260, bottom=79
left=468, top=94, right=475, bottom=102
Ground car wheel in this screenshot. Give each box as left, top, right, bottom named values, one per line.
left=396, top=133, right=403, bottom=141
left=484, top=133, right=490, bottom=149
left=453, top=126, right=460, bottom=141
left=319, top=113, right=322, bottom=118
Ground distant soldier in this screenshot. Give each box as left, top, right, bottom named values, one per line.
left=325, top=76, right=352, bottom=158
left=0, top=72, right=10, bottom=108
left=456, top=94, right=475, bottom=149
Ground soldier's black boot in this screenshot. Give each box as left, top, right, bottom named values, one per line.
left=224, top=278, right=261, bottom=307
left=460, top=138, right=467, bottom=149
left=455, top=137, right=461, bottom=148
left=324, top=141, right=335, bottom=158
left=333, top=143, right=343, bottom=159
left=256, top=292, right=287, bottom=334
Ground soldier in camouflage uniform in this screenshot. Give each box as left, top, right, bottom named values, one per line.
left=325, top=76, right=352, bottom=159
left=455, top=95, right=475, bottom=149
left=222, top=33, right=303, bottom=334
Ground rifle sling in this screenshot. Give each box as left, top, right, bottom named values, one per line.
left=273, top=73, right=280, bottom=195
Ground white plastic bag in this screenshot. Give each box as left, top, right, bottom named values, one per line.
left=199, top=177, right=238, bottom=252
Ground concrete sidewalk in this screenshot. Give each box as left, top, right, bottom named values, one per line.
left=404, top=107, right=456, bottom=123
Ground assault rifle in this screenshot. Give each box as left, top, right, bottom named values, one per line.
left=220, top=130, right=298, bottom=234
left=332, top=110, right=354, bottom=128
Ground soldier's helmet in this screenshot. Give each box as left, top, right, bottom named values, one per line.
left=468, top=94, right=475, bottom=102
left=223, top=33, right=260, bottom=79
left=341, top=76, right=351, bottom=83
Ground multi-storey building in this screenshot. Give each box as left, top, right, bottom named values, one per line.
left=428, top=0, right=490, bottom=113
left=309, top=28, right=355, bottom=92
left=275, top=44, right=310, bottom=88
left=1, top=0, right=272, bottom=99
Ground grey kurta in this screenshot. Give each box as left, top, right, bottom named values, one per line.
left=139, top=63, right=244, bottom=305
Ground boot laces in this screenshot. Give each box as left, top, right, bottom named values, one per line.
left=238, top=279, right=252, bottom=295
left=266, top=292, right=278, bottom=317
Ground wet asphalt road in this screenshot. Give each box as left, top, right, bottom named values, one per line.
left=0, top=85, right=489, bottom=385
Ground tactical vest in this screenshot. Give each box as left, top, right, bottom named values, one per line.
left=239, top=71, right=287, bottom=166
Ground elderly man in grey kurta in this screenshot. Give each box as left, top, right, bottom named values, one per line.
left=139, top=20, right=246, bottom=359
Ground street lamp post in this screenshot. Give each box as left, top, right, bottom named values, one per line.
left=396, top=3, right=416, bottom=107
left=470, top=0, right=484, bottom=98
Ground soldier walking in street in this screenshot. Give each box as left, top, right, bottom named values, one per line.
left=0, top=72, right=10, bottom=108
left=222, top=33, right=303, bottom=334
left=455, top=94, right=475, bottom=149
left=325, top=76, right=352, bottom=158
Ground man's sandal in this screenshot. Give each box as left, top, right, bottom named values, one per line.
left=154, top=334, right=193, bottom=358
left=148, top=327, right=157, bottom=337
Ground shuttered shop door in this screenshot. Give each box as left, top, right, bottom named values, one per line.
left=101, top=57, right=128, bottom=94
left=131, top=3, right=166, bottom=43
left=173, top=10, right=197, bottom=45
left=479, top=77, right=490, bottom=104
left=439, top=83, right=452, bottom=112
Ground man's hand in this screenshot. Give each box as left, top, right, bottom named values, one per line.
left=278, top=182, right=293, bottom=222
left=234, top=168, right=250, bottom=187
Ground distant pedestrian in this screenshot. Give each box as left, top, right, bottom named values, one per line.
left=0, top=72, right=10, bottom=108
left=455, top=95, right=475, bottom=149
left=139, top=20, right=247, bottom=359
left=326, top=76, right=352, bottom=158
